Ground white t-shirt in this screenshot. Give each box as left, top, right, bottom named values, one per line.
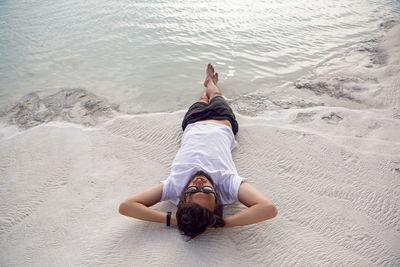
left=161, top=121, right=247, bottom=205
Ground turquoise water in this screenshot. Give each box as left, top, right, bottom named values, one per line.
left=0, top=0, right=399, bottom=113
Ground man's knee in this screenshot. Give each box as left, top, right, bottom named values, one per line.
left=209, top=92, right=222, bottom=100
left=199, top=96, right=209, bottom=104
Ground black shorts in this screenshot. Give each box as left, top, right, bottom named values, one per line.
left=182, top=96, right=239, bottom=135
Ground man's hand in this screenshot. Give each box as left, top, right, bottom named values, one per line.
left=223, top=182, right=278, bottom=228
left=119, top=184, right=167, bottom=224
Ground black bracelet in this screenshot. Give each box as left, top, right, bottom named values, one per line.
left=166, top=211, right=172, bottom=227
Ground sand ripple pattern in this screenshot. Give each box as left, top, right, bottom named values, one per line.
left=1, top=110, right=399, bottom=266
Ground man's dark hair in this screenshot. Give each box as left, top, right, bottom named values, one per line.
left=176, top=171, right=225, bottom=239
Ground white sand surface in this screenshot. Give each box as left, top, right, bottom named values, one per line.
left=1, top=108, right=399, bottom=266
left=1, top=25, right=400, bottom=267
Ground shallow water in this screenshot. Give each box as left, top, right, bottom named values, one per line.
left=0, top=0, right=399, bottom=114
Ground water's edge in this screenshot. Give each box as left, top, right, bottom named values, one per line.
left=1, top=20, right=399, bottom=131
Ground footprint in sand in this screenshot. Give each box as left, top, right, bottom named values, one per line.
left=291, top=112, right=316, bottom=124
left=321, top=112, right=343, bottom=125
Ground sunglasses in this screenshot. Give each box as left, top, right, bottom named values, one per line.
left=185, top=186, right=216, bottom=195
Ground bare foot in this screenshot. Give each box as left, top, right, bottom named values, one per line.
left=203, top=63, right=218, bottom=87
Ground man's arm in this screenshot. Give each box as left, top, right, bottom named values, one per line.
left=118, top=184, right=177, bottom=226
left=223, top=182, right=278, bottom=228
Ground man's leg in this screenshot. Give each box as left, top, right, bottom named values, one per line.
left=198, top=91, right=209, bottom=104
left=183, top=63, right=238, bottom=134
left=203, top=63, right=221, bottom=100
left=199, top=64, right=233, bottom=130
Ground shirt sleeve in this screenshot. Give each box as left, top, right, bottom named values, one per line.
left=160, top=178, right=181, bottom=205
left=230, top=174, right=247, bottom=202
left=160, top=179, right=169, bottom=202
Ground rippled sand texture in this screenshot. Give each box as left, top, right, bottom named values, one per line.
left=1, top=105, right=399, bottom=266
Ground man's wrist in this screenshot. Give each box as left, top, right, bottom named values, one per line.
left=171, top=214, right=177, bottom=226
left=222, top=216, right=234, bottom=229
